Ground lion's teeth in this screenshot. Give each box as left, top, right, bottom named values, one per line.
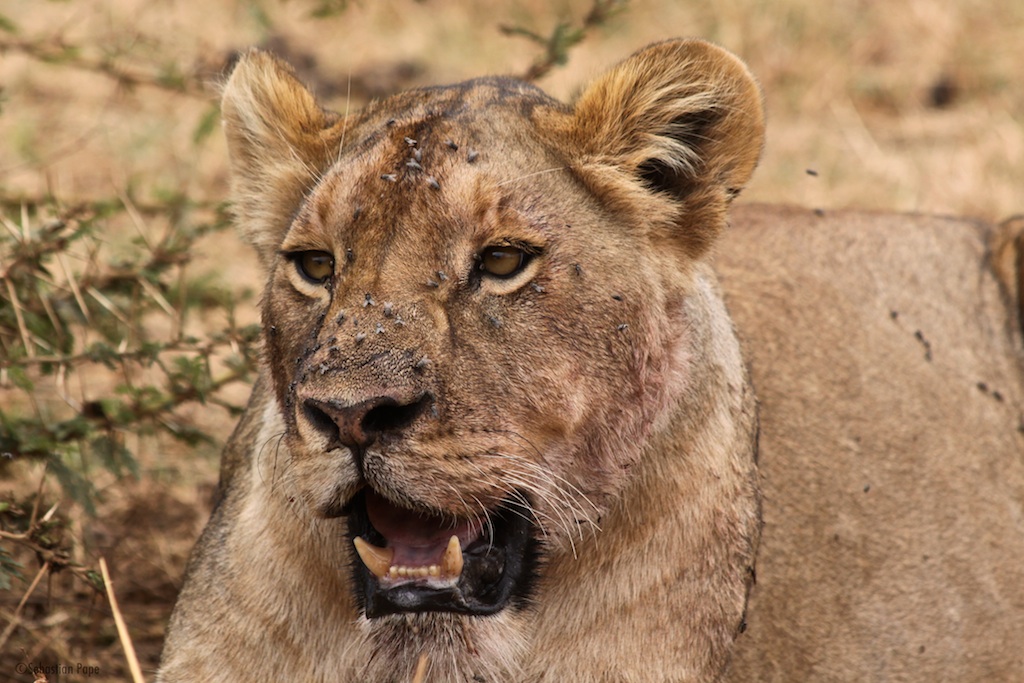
left=441, top=534, right=464, bottom=578
left=353, top=537, right=394, bottom=579
left=356, top=536, right=460, bottom=581
left=383, top=564, right=442, bottom=579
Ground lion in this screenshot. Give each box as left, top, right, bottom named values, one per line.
left=717, top=205, right=1024, bottom=681
left=158, top=39, right=1024, bottom=682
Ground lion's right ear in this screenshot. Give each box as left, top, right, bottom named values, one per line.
left=221, top=49, right=349, bottom=267
left=542, top=39, right=765, bottom=261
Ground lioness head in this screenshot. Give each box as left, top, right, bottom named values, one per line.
left=165, top=39, right=764, bottom=681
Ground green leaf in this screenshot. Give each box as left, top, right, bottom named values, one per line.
left=83, top=569, right=104, bottom=592
left=248, top=3, right=273, bottom=33
left=52, top=416, right=94, bottom=443
left=6, top=366, right=34, bottom=392
left=192, top=103, right=220, bottom=146
left=0, top=547, right=23, bottom=590
left=239, top=323, right=263, bottom=341
left=0, top=13, right=17, bottom=34
left=499, top=24, right=546, bottom=45
left=309, top=0, right=349, bottom=19
left=90, top=434, right=139, bottom=479
left=156, top=62, right=188, bottom=91
left=85, top=341, right=122, bottom=369
left=46, top=454, right=98, bottom=516
left=162, top=422, right=213, bottom=446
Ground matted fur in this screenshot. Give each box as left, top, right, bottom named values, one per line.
left=159, top=39, right=1024, bottom=682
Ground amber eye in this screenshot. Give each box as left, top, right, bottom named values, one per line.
left=479, top=246, right=527, bottom=278
left=294, top=251, right=335, bottom=285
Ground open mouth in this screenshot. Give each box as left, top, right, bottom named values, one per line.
left=345, top=489, right=537, bottom=618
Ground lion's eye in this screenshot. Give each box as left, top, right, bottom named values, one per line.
left=294, top=251, right=335, bottom=284
left=479, top=246, right=527, bottom=278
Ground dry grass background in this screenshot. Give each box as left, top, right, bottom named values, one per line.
left=0, top=0, right=1021, bottom=680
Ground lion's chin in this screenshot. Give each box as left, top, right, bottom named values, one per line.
left=344, top=489, right=538, bottom=618
left=357, top=609, right=529, bottom=683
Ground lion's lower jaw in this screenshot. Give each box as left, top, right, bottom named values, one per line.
left=357, top=612, right=528, bottom=683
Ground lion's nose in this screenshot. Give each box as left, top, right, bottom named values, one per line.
left=302, top=393, right=433, bottom=449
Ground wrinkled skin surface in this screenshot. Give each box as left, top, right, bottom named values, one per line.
left=158, top=38, right=1024, bottom=683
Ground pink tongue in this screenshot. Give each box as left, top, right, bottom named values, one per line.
left=365, top=491, right=482, bottom=562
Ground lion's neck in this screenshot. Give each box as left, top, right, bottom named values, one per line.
left=526, top=270, right=761, bottom=681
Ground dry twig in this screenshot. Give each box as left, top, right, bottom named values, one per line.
left=0, top=561, right=50, bottom=651
left=100, top=558, right=146, bottom=683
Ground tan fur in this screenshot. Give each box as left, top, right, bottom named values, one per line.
left=159, top=40, right=1024, bottom=682
left=717, top=205, right=1024, bottom=681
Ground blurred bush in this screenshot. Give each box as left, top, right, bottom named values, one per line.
left=0, top=191, right=260, bottom=600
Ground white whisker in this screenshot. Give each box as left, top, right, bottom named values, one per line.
left=335, top=70, right=352, bottom=166
left=497, top=166, right=566, bottom=187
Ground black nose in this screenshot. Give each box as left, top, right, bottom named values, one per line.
left=302, top=393, right=432, bottom=449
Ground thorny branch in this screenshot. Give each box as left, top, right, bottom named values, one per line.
left=0, top=468, right=103, bottom=652
left=501, top=0, right=629, bottom=82
left=0, top=34, right=210, bottom=97
left=0, top=192, right=223, bottom=219
left=1, top=196, right=256, bottom=462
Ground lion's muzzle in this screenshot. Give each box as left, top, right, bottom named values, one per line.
left=299, top=372, right=538, bottom=616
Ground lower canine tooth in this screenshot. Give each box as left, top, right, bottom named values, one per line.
left=441, top=535, right=464, bottom=578
left=353, top=537, right=394, bottom=579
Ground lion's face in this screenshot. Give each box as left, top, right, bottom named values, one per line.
left=262, top=86, right=688, bottom=617
left=221, top=41, right=763, bottom=622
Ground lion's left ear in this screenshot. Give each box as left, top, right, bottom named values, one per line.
left=546, top=39, right=765, bottom=259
